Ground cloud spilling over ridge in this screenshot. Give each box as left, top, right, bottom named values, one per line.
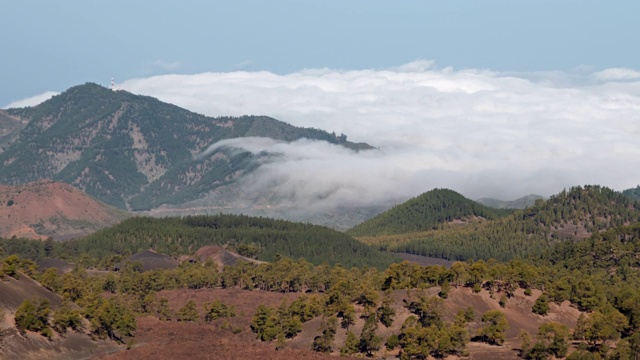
left=3, top=91, right=58, bottom=109
left=117, top=62, right=640, bottom=206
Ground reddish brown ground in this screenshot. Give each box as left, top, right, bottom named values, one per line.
left=194, top=245, right=265, bottom=270
left=0, top=180, right=129, bottom=240
left=98, top=286, right=583, bottom=360
left=98, top=288, right=333, bottom=360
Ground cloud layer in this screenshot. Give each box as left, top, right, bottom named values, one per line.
left=14, top=62, right=638, bottom=216
left=3, top=91, right=58, bottom=109
left=119, top=62, right=640, bottom=206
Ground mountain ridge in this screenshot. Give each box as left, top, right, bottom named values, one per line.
left=476, top=194, right=544, bottom=209
left=0, top=83, right=372, bottom=212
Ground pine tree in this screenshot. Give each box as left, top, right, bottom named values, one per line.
left=479, top=310, right=508, bottom=345
left=177, top=300, right=199, bottom=322
left=340, top=330, right=359, bottom=356
left=359, top=314, right=382, bottom=356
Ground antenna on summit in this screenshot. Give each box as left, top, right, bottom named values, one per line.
left=110, top=77, right=120, bottom=91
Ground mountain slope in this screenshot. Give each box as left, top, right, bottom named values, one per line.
left=0, top=109, right=28, bottom=148
left=391, top=185, right=640, bottom=261
left=0, top=180, right=129, bottom=240
left=346, top=188, right=510, bottom=237
left=622, top=185, right=640, bottom=201
left=476, top=194, right=544, bottom=209
left=0, top=83, right=371, bottom=211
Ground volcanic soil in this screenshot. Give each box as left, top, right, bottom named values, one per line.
left=0, top=180, right=129, bottom=240
left=97, top=286, right=582, bottom=360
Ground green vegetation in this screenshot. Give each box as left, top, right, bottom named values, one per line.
left=312, top=316, right=337, bottom=353
left=177, top=300, right=199, bottom=322
left=532, top=294, right=550, bottom=315
left=521, top=322, right=570, bottom=359
left=479, top=310, right=508, bottom=345
left=14, top=298, right=51, bottom=336
left=622, top=185, right=640, bottom=200
left=19, top=214, right=398, bottom=269
left=347, top=188, right=511, bottom=237
left=2, top=202, right=640, bottom=357
left=386, top=185, right=640, bottom=261
left=203, top=300, right=236, bottom=322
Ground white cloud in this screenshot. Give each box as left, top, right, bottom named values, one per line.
left=593, top=67, right=640, bottom=81
left=4, top=91, right=58, bottom=109
left=119, top=61, right=640, bottom=210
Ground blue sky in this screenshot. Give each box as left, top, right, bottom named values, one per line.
left=1, top=0, right=638, bottom=106
left=2, top=1, right=640, bottom=204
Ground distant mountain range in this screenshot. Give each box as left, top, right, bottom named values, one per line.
left=0, top=83, right=372, bottom=214
left=476, top=194, right=544, bottom=209
left=622, top=185, right=640, bottom=200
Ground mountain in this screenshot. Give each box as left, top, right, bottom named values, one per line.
left=622, top=185, right=640, bottom=200
left=0, top=180, right=129, bottom=240
left=476, top=194, right=544, bottom=209
left=0, top=83, right=372, bottom=211
left=0, top=109, right=28, bottom=148
left=346, top=188, right=511, bottom=237
left=390, top=185, right=640, bottom=261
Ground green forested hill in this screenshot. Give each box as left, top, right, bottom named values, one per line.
left=386, top=185, right=640, bottom=261
left=0, top=214, right=399, bottom=269
left=0, top=83, right=371, bottom=210
left=346, top=188, right=510, bottom=237
left=622, top=185, right=640, bottom=200
left=542, top=222, right=640, bottom=272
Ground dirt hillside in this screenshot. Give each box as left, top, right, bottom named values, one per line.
left=194, top=245, right=265, bottom=270
left=0, top=272, right=121, bottom=359
left=97, top=286, right=583, bottom=360
left=0, top=180, right=129, bottom=240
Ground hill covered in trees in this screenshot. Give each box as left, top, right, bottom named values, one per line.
left=346, top=189, right=511, bottom=237
left=358, top=185, right=640, bottom=261
left=622, top=185, right=640, bottom=201
left=0, top=214, right=399, bottom=270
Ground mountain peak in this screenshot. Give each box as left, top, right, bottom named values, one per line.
left=347, top=188, right=508, bottom=237
left=0, top=83, right=373, bottom=214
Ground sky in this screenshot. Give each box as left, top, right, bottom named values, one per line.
left=2, top=1, right=640, bottom=208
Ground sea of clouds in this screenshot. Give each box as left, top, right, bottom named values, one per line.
left=8, top=61, right=640, bottom=210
